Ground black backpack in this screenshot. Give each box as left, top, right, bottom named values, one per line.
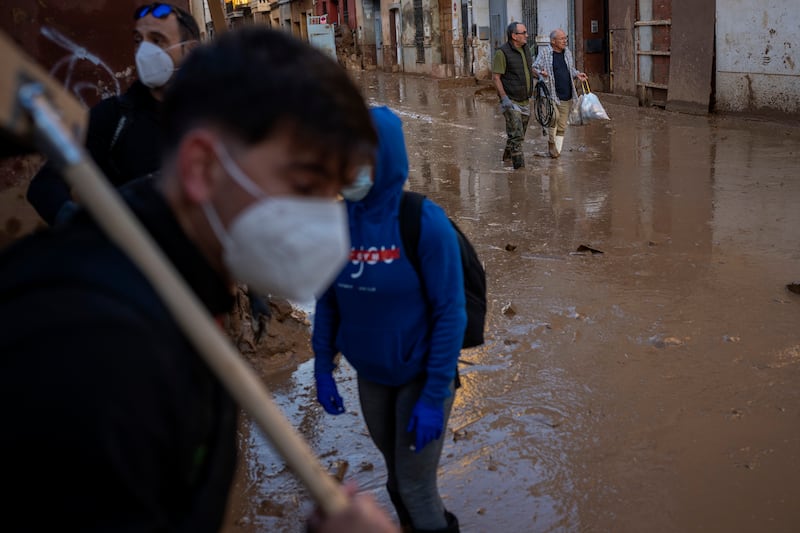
left=399, top=191, right=487, bottom=349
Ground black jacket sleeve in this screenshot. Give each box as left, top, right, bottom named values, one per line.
left=26, top=96, right=124, bottom=225
left=25, top=160, right=72, bottom=225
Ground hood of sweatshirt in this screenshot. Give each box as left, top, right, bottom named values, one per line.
left=345, top=106, right=407, bottom=219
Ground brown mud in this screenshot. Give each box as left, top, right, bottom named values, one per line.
left=222, top=71, right=800, bottom=533
left=1, top=70, right=797, bottom=533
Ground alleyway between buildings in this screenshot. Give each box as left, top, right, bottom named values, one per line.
left=218, top=70, right=800, bottom=533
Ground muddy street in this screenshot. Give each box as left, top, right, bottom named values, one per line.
left=219, top=70, right=800, bottom=533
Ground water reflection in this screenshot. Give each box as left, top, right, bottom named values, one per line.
left=238, top=72, right=800, bottom=532
left=243, top=338, right=591, bottom=531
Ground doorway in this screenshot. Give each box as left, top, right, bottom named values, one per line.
left=375, top=5, right=383, bottom=69
left=521, top=0, right=537, bottom=52
left=390, top=7, right=401, bottom=70
left=581, top=0, right=609, bottom=90
left=439, top=0, right=454, bottom=68
left=635, top=0, right=671, bottom=106
left=488, top=0, right=506, bottom=56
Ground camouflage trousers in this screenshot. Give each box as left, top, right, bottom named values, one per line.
left=503, top=100, right=531, bottom=157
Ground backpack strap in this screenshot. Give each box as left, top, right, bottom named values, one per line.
left=399, top=190, right=425, bottom=279
left=399, top=190, right=461, bottom=389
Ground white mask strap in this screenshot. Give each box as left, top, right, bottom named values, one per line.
left=170, top=40, right=194, bottom=49
left=202, top=202, right=234, bottom=250
left=166, top=40, right=196, bottom=56
left=214, top=143, right=266, bottom=199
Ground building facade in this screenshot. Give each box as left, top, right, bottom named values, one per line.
left=195, top=0, right=798, bottom=116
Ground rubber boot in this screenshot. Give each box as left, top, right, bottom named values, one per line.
left=512, top=154, right=525, bottom=169
left=502, top=147, right=511, bottom=162
left=548, top=128, right=559, bottom=158
left=412, top=510, right=460, bottom=533
left=555, top=135, right=564, bottom=155
left=387, top=486, right=413, bottom=532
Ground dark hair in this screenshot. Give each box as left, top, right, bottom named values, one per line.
left=171, top=5, right=200, bottom=42
left=506, top=22, right=520, bottom=42
left=162, top=28, right=376, bottom=171
left=134, top=3, right=201, bottom=42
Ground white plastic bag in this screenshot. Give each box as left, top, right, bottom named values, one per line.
left=568, top=97, right=584, bottom=126
left=580, top=93, right=610, bottom=121
left=578, top=80, right=610, bottom=122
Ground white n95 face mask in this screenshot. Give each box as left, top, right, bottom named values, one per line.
left=203, top=144, right=350, bottom=302
left=341, top=165, right=373, bottom=202
left=135, top=41, right=179, bottom=88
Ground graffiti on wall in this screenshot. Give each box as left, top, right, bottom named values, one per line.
left=41, top=26, right=121, bottom=106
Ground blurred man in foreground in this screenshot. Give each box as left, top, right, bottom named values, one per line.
left=1, top=27, right=397, bottom=532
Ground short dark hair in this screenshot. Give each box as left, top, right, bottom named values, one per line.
left=162, top=28, right=376, bottom=172
left=507, top=22, right=521, bottom=42
left=134, top=3, right=201, bottom=42
left=171, top=5, right=200, bottom=42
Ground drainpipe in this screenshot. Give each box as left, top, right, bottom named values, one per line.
left=465, top=0, right=473, bottom=76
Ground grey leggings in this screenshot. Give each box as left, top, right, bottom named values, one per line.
left=358, top=375, right=455, bottom=530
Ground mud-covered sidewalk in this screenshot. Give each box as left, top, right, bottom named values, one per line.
left=222, top=71, right=800, bottom=532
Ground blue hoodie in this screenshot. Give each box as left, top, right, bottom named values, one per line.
left=312, top=106, right=466, bottom=408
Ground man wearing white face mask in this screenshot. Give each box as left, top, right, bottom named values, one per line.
left=132, top=3, right=200, bottom=99
left=27, top=2, right=200, bottom=226
left=0, top=28, right=399, bottom=532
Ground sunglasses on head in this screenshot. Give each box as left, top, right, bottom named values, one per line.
left=134, top=3, right=177, bottom=19
left=134, top=3, right=194, bottom=34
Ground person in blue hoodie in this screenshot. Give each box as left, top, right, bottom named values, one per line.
left=312, top=106, right=466, bottom=533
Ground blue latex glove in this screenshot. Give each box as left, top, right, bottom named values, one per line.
left=500, top=95, right=515, bottom=111
left=406, top=400, right=444, bottom=453
left=315, top=373, right=345, bottom=415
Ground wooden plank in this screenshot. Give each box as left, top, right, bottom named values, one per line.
left=637, top=81, right=669, bottom=90
left=634, top=20, right=672, bottom=26
left=0, top=31, right=87, bottom=156
left=208, top=0, right=228, bottom=35
left=666, top=0, right=715, bottom=114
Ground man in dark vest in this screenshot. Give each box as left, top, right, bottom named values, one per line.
left=492, top=21, right=540, bottom=169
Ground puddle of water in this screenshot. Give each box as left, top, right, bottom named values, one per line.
left=240, top=359, right=391, bottom=531
left=241, top=331, right=595, bottom=531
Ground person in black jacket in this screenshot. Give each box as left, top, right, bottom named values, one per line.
left=26, top=3, right=200, bottom=225
left=0, top=28, right=397, bottom=533
left=492, top=21, right=540, bottom=170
